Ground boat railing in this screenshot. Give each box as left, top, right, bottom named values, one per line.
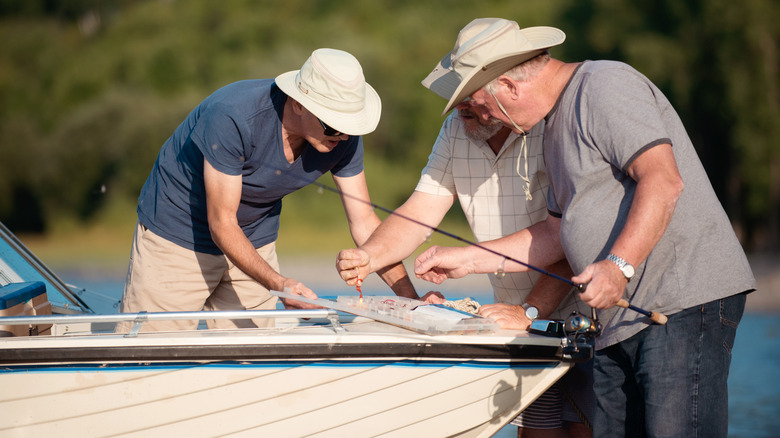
left=0, top=221, right=94, bottom=313
left=0, top=308, right=344, bottom=337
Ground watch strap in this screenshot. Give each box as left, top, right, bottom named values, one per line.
left=606, top=253, right=634, bottom=280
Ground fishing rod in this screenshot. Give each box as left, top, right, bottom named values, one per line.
left=301, top=175, right=667, bottom=325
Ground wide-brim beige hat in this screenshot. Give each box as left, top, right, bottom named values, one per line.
left=421, top=19, right=565, bottom=115
left=276, top=48, right=381, bottom=136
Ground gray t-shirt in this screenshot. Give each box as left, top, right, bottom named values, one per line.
left=545, top=61, right=755, bottom=349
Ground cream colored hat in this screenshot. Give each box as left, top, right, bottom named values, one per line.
left=276, top=48, right=381, bottom=136
left=421, top=19, right=565, bottom=115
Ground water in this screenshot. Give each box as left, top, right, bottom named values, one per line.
left=65, top=276, right=780, bottom=437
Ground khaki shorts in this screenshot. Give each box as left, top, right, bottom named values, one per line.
left=117, top=221, right=279, bottom=332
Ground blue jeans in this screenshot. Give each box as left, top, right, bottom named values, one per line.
left=593, top=292, right=746, bottom=437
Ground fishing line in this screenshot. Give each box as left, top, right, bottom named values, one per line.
left=305, top=175, right=578, bottom=287
left=271, top=166, right=667, bottom=324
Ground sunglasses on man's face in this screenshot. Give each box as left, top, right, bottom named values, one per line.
left=318, top=118, right=343, bottom=137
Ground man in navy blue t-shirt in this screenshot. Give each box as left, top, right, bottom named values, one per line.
left=118, top=49, right=416, bottom=332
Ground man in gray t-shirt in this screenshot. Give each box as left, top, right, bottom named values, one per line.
left=413, top=19, right=755, bottom=437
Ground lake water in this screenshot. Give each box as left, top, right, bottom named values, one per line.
left=65, top=275, right=780, bottom=437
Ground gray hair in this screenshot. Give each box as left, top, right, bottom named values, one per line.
left=486, top=51, right=551, bottom=93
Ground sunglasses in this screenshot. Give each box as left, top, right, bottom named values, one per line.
left=318, top=118, right=343, bottom=137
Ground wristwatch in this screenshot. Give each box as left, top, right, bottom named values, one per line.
left=607, top=253, right=635, bottom=281
left=522, top=302, right=539, bottom=321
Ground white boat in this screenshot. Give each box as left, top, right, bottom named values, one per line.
left=0, top=222, right=592, bottom=437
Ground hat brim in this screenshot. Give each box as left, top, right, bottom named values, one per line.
left=275, top=70, right=382, bottom=136
left=421, top=52, right=457, bottom=100
left=440, top=52, right=543, bottom=115
left=422, top=26, right=565, bottom=115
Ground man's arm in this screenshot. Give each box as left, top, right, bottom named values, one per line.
left=573, top=144, right=684, bottom=308
left=203, top=159, right=319, bottom=309
left=333, top=173, right=454, bottom=298
left=333, top=180, right=455, bottom=298
left=478, top=259, right=574, bottom=330
left=413, top=214, right=566, bottom=284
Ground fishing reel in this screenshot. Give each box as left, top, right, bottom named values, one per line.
left=560, top=310, right=600, bottom=360
left=529, top=309, right=600, bottom=362
left=565, top=310, right=602, bottom=338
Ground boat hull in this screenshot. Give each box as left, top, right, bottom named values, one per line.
left=0, top=325, right=572, bottom=437
left=1, top=358, right=569, bottom=437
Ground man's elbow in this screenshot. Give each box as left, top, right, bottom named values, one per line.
left=670, top=174, right=685, bottom=203
left=207, top=213, right=237, bottom=240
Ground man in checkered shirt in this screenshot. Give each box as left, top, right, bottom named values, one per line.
left=337, top=107, right=592, bottom=436
left=336, top=18, right=594, bottom=437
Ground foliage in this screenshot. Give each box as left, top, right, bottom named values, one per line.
left=0, top=0, right=777, bottom=252
left=557, top=0, right=779, bottom=250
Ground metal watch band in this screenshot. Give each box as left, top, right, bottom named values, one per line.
left=606, top=253, right=634, bottom=280
left=606, top=253, right=627, bottom=269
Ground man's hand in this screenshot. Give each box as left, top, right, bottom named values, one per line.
left=279, top=279, right=321, bottom=310
left=478, top=303, right=532, bottom=330
left=572, top=260, right=627, bottom=309
left=413, top=245, right=473, bottom=284
left=420, top=291, right=446, bottom=304
left=336, top=248, right=371, bottom=286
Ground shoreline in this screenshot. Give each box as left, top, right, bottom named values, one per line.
left=741, top=253, right=780, bottom=313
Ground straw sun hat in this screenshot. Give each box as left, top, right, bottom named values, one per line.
left=422, top=19, right=565, bottom=115
left=276, top=48, right=381, bottom=136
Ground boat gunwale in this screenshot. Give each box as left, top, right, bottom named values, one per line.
left=0, top=340, right=564, bottom=365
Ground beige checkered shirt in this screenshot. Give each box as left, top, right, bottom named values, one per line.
left=415, top=113, right=578, bottom=318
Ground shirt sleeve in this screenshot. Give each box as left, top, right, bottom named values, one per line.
left=581, top=66, right=672, bottom=173
left=415, top=114, right=457, bottom=196
left=330, top=136, right=364, bottom=178
left=191, top=104, right=247, bottom=176
left=546, top=186, right=562, bottom=217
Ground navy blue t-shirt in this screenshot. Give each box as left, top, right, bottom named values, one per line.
left=137, top=79, right=364, bottom=254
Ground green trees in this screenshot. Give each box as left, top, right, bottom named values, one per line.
left=1, top=0, right=776, bottom=251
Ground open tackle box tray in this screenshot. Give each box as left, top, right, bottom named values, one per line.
left=271, top=291, right=498, bottom=335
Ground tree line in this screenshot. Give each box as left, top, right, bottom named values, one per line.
left=0, top=0, right=777, bottom=252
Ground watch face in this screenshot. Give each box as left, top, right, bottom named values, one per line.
left=623, top=264, right=635, bottom=279
left=525, top=306, right=539, bottom=320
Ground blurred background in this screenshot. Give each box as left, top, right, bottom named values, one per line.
left=0, top=0, right=777, bottom=267
left=0, top=1, right=778, bottom=435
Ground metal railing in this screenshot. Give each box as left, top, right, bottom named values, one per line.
left=0, top=308, right=344, bottom=337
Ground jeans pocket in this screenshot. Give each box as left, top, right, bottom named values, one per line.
left=720, top=292, right=746, bottom=327
left=719, top=292, right=746, bottom=354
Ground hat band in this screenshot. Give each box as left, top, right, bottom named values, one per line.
left=296, top=76, right=365, bottom=113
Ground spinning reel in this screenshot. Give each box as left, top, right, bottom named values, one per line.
left=529, top=309, right=601, bottom=362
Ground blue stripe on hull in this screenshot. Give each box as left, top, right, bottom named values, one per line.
left=0, top=359, right=561, bottom=374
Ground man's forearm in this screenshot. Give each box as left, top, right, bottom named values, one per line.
left=376, top=262, right=419, bottom=299
left=364, top=216, right=424, bottom=299
left=361, top=214, right=431, bottom=272
left=464, top=218, right=565, bottom=275
left=362, top=191, right=454, bottom=273
left=524, top=259, right=575, bottom=318
left=211, top=221, right=285, bottom=291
